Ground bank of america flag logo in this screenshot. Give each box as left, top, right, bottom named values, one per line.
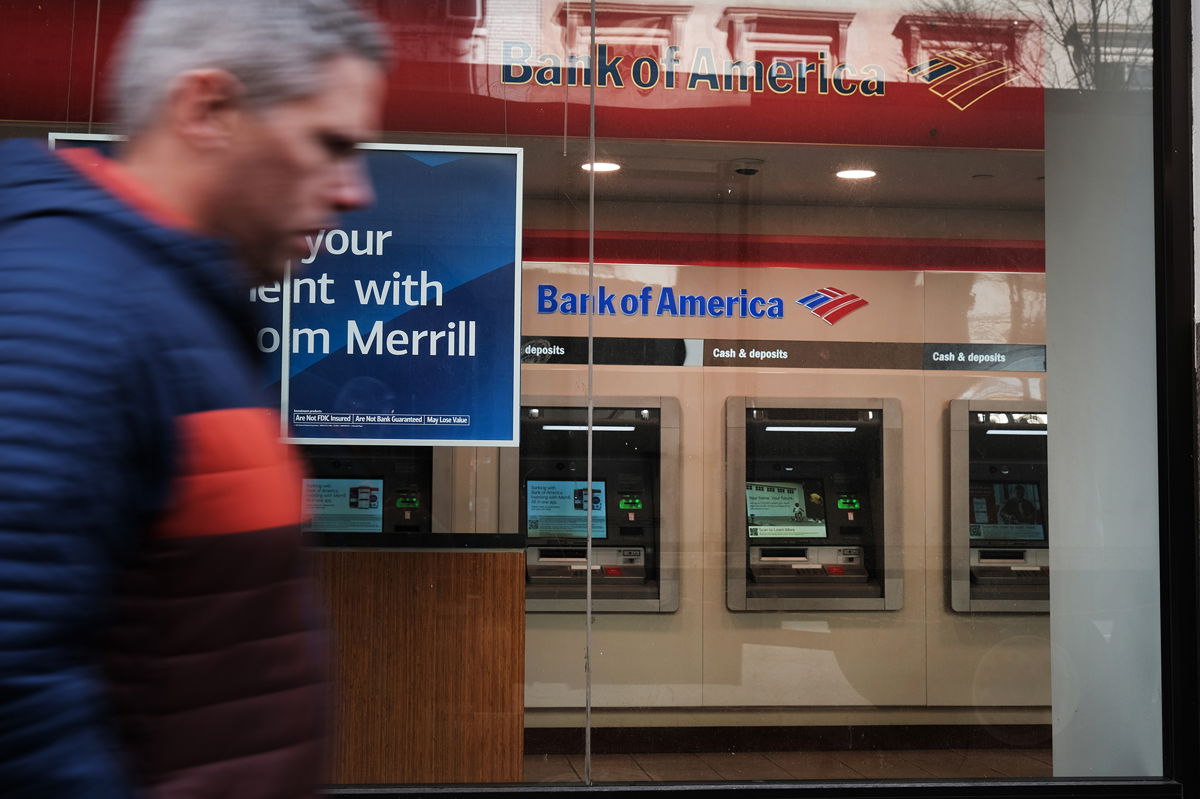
left=796, top=287, right=869, bottom=325
left=907, top=49, right=1018, bottom=111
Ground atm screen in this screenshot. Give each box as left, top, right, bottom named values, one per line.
left=302, top=477, right=384, bottom=533
left=526, top=480, right=608, bottom=539
left=969, top=481, right=1046, bottom=542
left=746, top=480, right=828, bottom=539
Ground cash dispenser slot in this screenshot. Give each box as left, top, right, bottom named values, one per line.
left=726, top=398, right=902, bottom=611
left=979, top=549, right=1023, bottom=560
left=753, top=547, right=820, bottom=580
left=759, top=548, right=809, bottom=561
left=949, top=401, right=1050, bottom=612
left=527, top=546, right=646, bottom=584
left=538, top=548, right=588, bottom=560
left=503, top=399, right=680, bottom=612
left=970, top=548, right=1049, bottom=587
left=750, top=545, right=869, bottom=583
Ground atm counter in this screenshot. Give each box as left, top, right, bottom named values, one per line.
left=949, top=400, right=1049, bottom=613
left=726, top=397, right=903, bottom=611
left=500, top=396, right=680, bottom=613
left=298, top=444, right=525, bottom=783
left=300, top=445, right=524, bottom=549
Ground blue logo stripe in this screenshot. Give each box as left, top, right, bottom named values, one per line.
left=924, top=63, right=958, bottom=82
left=798, top=292, right=831, bottom=308
left=907, top=59, right=942, bottom=76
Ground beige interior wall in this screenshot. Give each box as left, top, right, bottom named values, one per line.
left=516, top=261, right=1050, bottom=722
left=922, top=373, right=1050, bottom=708
left=523, top=367, right=708, bottom=709
left=699, top=369, right=927, bottom=707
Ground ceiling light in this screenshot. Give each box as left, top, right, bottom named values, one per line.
left=836, top=169, right=876, bottom=180
left=581, top=162, right=620, bottom=172
left=542, top=425, right=635, bottom=432
left=765, top=426, right=858, bottom=433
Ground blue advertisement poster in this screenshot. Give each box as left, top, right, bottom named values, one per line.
left=50, top=136, right=522, bottom=447
left=260, top=144, right=523, bottom=446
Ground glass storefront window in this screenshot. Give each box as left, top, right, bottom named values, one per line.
left=1, top=0, right=1195, bottom=795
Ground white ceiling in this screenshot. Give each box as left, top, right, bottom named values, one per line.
left=384, top=131, right=1044, bottom=211
left=2, top=121, right=1044, bottom=213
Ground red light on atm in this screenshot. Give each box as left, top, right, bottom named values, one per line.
left=825, top=565, right=846, bottom=576
left=602, top=566, right=624, bottom=577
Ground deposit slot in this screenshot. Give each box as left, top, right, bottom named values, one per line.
left=726, top=398, right=903, bottom=611
left=950, top=401, right=1049, bottom=613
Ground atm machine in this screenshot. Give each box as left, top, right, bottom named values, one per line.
left=726, top=397, right=903, bottom=611
left=499, top=396, right=680, bottom=612
left=301, top=446, right=449, bottom=546
left=949, top=400, right=1049, bottom=613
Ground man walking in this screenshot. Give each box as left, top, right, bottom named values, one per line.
left=0, top=2, right=388, bottom=796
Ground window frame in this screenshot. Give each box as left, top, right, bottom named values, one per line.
left=324, top=0, right=1196, bottom=795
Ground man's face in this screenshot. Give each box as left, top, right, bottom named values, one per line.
left=214, top=55, right=385, bottom=284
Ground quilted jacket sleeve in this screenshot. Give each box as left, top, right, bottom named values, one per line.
left=0, top=219, right=173, bottom=797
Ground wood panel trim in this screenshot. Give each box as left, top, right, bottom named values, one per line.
left=318, top=551, right=525, bottom=784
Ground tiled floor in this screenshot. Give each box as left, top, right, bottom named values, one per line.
left=523, top=749, right=1053, bottom=784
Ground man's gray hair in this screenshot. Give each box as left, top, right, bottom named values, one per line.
left=112, top=0, right=390, bottom=134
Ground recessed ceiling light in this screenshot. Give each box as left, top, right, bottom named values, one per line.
left=836, top=169, right=876, bottom=180
left=582, top=161, right=620, bottom=172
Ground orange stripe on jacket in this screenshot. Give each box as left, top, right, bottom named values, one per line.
left=57, top=147, right=197, bottom=232
left=157, top=409, right=305, bottom=539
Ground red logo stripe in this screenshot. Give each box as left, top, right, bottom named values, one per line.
left=821, top=297, right=870, bottom=325
left=813, top=293, right=864, bottom=318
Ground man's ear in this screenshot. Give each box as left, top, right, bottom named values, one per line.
left=165, top=68, right=245, bottom=150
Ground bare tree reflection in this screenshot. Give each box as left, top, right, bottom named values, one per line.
left=913, top=0, right=1152, bottom=89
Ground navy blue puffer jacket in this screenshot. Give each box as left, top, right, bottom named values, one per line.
left=0, top=140, right=325, bottom=798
